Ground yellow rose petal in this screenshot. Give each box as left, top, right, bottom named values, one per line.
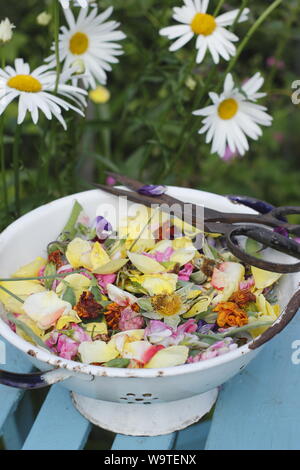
left=183, top=296, right=211, bottom=318
left=145, top=345, right=189, bottom=368
left=252, top=266, right=282, bottom=290
left=127, top=252, right=165, bottom=274
left=91, top=242, right=111, bottom=270
left=56, top=311, right=82, bottom=330
left=94, top=259, right=128, bottom=275
left=13, top=257, right=47, bottom=279
left=66, top=238, right=92, bottom=269
left=56, top=273, right=91, bottom=303
left=0, top=281, right=46, bottom=314
left=84, top=321, right=108, bottom=337
left=140, top=274, right=178, bottom=295
left=78, top=340, right=119, bottom=364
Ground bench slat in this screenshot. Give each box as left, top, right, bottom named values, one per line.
left=112, top=433, right=176, bottom=450
left=0, top=340, right=33, bottom=434
left=206, top=310, right=300, bottom=450
left=22, top=385, right=92, bottom=450
left=175, top=420, right=211, bottom=450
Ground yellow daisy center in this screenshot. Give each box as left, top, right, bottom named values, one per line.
left=191, top=13, right=216, bottom=36
left=152, top=294, right=182, bottom=317
left=218, top=98, right=239, bottom=120
left=7, top=75, right=42, bottom=93
left=69, top=32, right=89, bottom=55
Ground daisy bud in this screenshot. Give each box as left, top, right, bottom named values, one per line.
left=185, top=76, right=197, bottom=91
left=37, top=12, right=52, bottom=26
left=72, top=59, right=86, bottom=75
left=89, top=86, right=111, bottom=104
left=0, top=18, right=15, bottom=44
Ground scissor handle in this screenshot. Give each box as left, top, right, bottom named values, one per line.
left=266, top=206, right=300, bottom=236
left=226, top=225, right=300, bottom=273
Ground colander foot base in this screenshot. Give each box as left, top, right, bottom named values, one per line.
left=71, top=388, right=218, bottom=436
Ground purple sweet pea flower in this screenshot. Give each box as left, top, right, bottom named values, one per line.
left=197, top=320, right=218, bottom=334
left=92, top=216, right=113, bottom=241
left=274, top=226, right=289, bottom=238
left=138, top=185, right=167, bottom=196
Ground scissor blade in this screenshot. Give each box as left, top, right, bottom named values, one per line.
left=94, top=183, right=207, bottom=230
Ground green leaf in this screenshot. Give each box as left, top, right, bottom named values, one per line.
left=90, top=285, right=102, bottom=303
left=44, top=263, right=57, bottom=290
left=105, top=358, right=130, bottom=368
left=60, top=200, right=84, bottom=241
left=62, top=286, right=76, bottom=307
left=6, top=312, right=52, bottom=351
left=245, top=237, right=262, bottom=257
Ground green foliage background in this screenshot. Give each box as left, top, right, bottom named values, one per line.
left=1, top=0, right=300, bottom=231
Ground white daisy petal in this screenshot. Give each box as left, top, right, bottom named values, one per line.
left=161, top=2, right=249, bottom=64
left=0, top=57, right=86, bottom=129
left=194, top=72, right=272, bottom=158
left=46, top=6, right=125, bottom=90
left=169, top=32, right=194, bottom=51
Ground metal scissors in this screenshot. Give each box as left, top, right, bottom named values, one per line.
left=94, top=172, right=300, bottom=274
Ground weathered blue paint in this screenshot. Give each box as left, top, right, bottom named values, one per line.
left=22, top=385, right=92, bottom=450
left=206, top=308, right=300, bottom=450
left=175, top=420, right=211, bottom=450
left=0, top=339, right=33, bottom=434
left=112, top=433, right=176, bottom=450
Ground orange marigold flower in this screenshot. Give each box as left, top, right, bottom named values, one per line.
left=104, top=302, right=123, bottom=330
left=48, top=250, right=64, bottom=269
left=104, top=302, right=140, bottom=331
left=229, top=289, right=256, bottom=307
left=74, top=291, right=102, bottom=320
left=213, top=301, right=248, bottom=328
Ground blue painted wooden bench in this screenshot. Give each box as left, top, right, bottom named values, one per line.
left=1, top=307, right=300, bottom=450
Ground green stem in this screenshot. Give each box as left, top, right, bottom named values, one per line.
left=230, top=0, right=248, bottom=31
left=172, top=0, right=282, bottom=168
left=225, top=0, right=283, bottom=76
left=0, top=285, right=24, bottom=304
left=53, top=0, right=61, bottom=93
left=0, top=114, right=8, bottom=215
left=266, top=3, right=299, bottom=90
left=0, top=52, right=8, bottom=216
left=13, top=124, right=22, bottom=217
left=213, top=0, right=226, bottom=16
left=0, top=270, right=85, bottom=283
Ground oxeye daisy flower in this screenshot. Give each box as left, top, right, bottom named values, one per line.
left=193, top=73, right=273, bottom=157
left=46, top=6, right=126, bottom=89
left=159, top=0, right=249, bottom=64
left=0, top=58, right=87, bottom=129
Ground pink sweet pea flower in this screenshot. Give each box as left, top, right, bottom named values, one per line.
left=119, top=307, right=145, bottom=331
left=71, top=323, right=91, bottom=342
left=45, top=331, right=79, bottom=360
left=144, top=247, right=174, bottom=263
left=145, top=319, right=198, bottom=346
left=144, top=320, right=173, bottom=344
left=178, top=263, right=194, bottom=281
left=239, top=277, right=255, bottom=290
left=95, top=273, right=116, bottom=294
